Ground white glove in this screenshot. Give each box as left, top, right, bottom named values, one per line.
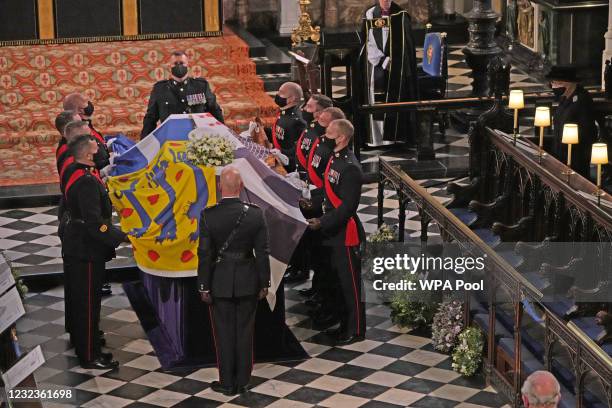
left=302, top=187, right=311, bottom=199
left=270, top=149, right=289, bottom=166
left=248, top=121, right=259, bottom=135
left=100, top=165, right=113, bottom=178
left=286, top=171, right=301, bottom=180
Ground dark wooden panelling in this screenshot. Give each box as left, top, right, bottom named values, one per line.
left=139, top=0, right=203, bottom=34
left=54, top=0, right=122, bottom=38
left=0, top=0, right=38, bottom=41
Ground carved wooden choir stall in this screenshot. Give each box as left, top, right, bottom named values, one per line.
left=378, top=69, right=612, bottom=407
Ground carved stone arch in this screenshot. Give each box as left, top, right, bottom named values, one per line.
left=567, top=206, right=588, bottom=242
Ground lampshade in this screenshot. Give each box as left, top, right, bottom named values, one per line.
left=591, top=143, right=609, bottom=165
left=534, top=107, right=551, bottom=127
left=562, top=124, right=579, bottom=144
left=508, top=90, right=524, bottom=109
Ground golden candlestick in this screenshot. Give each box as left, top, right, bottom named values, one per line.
left=291, top=0, right=321, bottom=46
left=561, top=124, right=578, bottom=184
left=591, top=142, right=608, bottom=206
left=534, top=107, right=550, bottom=163
left=508, top=90, right=524, bottom=145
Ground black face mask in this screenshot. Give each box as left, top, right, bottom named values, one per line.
left=301, top=109, right=314, bottom=123
left=171, top=64, right=188, bottom=79
left=552, top=87, right=565, bottom=98
left=83, top=101, right=94, bottom=117
left=274, top=94, right=287, bottom=108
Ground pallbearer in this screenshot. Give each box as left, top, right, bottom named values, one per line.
left=265, top=82, right=307, bottom=173
left=296, top=94, right=332, bottom=175
left=299, top=107, right=346, bottom=330
left=62, top=135, right=129, bottom=369
left=307, top=119, right=366, bottom=345
left=285, top=94, right=333, bottom=283
left=141, top=50, right=224, bottom=138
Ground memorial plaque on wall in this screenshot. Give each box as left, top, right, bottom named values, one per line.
left=0, top=0, right=38, bottom=41
left=139, top=0, right=204, bottom=34
left=55, top=0, right=122, bottom=38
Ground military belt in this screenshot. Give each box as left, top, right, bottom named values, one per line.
left=220, top=251, right=254, bottom=261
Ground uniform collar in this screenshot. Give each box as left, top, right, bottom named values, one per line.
left=280, top=105, right=299, bottom=116
left=221, top=196, right=241, bottom=203
left=333, top=145, right=350, bottom=158
left=171, top=78, right=190, bottom=86
left=73, top=161, right=97, bottom=172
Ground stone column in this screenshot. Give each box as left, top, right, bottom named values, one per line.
left=463, top=0, right=501, bottom=96
left=602, top=0, right=612, bottom=88
left=278, top=0, right=300, bottom=35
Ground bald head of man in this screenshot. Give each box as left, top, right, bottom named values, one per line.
left=220, top=166, right=244, bottom=198
left=276, top=82, right=303, bottom=109
left=63, top=93, right=91, bottom=120
left=521, top=371, right=560, bottom=407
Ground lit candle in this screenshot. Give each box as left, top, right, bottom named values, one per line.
left=508, top=90, right=524, bottom=131
left=591, top=143, right=609, bottom=189
left=561, top=124, right=579, bottom=168
left=534, top=107, right=551, bottom=152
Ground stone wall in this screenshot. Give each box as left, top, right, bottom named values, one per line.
left=238, top=0, right=443, bottom=32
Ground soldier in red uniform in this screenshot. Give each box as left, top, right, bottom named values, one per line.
left=61, top=135, right=129, bottom=368
left=307, top=119, right=366, bottom=345
left=63, top=93, right=110, bottom=169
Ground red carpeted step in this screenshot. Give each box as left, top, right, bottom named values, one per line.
left=0, top=29, right=279, bottom=186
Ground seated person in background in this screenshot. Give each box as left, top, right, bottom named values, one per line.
left=547, top=65, right=596, bottom=179
left=141, top=50, right=224, bottom=138
left=521, top=371, right=560, bottom=407
left=63, top=93, right=110, bottom=169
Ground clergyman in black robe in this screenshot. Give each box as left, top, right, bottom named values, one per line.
left=362, top=1, right=418, bottom=145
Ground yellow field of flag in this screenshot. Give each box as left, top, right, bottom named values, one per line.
left=107, top=141, right=216, bottom=276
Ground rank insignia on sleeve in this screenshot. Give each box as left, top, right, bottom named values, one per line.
left=99, top=224, right=108, bottom=232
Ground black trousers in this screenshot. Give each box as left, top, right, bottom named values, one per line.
left=62, top=258, right=72, bottom=335
left=328, top=245, right=366, bottom=337
left=208, top=296, right=258, bottom=388
left=64, top=258, right=104, bottom=363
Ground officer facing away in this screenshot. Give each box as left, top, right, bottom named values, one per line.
left=198, top=167, right=271, bottom=396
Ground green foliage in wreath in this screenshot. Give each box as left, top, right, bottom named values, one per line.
left=451, top=326, right=484, bottom=376
left=389, top=273, right=437, bottom=329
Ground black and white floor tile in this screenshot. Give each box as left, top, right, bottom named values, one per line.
left=325, top=45, right=548, bottom=100
left=18, top=274, right=510, bottom=408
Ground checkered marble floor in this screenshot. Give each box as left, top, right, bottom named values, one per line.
left=19, top=275, right=511, bottom=408
left=0, top=208, right=132, bottom=270
left=309, top=45, right=547, bottom=100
